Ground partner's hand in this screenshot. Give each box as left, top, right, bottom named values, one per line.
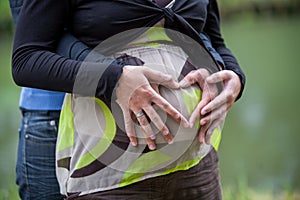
left=179, top=68, right=218, bottom=143
left=199, top=70, right=241, bottom=142
left=116, top=65, right=189, bottom=150
left=179, top=69, right=241, bottom=144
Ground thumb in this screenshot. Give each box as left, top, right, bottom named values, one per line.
left=206, top=71, right=227, bottom=84
left=179, top=79, right=192, bottom=88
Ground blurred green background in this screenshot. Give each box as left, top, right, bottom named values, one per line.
left=0, top=0, right=300, bottom=199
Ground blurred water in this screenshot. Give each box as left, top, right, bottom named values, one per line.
left=219, top=15, right=300, bottom=192
left=0, top=16, right=300, bottom=196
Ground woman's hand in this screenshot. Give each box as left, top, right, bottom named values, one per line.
left=179, top=69, right=241, bottom=144
left=199, top=70, right=241, bottom=143
left=116, top=65, right=190, bottom=150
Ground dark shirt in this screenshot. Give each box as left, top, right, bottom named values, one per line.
left=12, top=0, right=245, bottom=100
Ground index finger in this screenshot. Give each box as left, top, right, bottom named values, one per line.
left=206, top=70, right=230, bottom=84
left=143, top=66, right=179, bottom=89
left=201, top=91, right=227, bottom=115
left=152, top=93, right=190, bottom=128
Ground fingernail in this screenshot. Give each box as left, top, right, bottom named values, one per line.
left=131, top=141, right=137, bottom=146
left=202, top=109, right=207, bottom=115
left=184, top=121, right=190, bottom=128
left=179, top=80, right=187, bottom=87
left=150, top=134, right=156, bottom=140
left=200, top=119, right=206, bottom=126
left=130, top=137, right=137, bottom=146
left=149, top=144, right=156, bottom=150
left=174, top=82, right=180, bottom=88
left=164, top=75, right=171, bottom=81
left=168, top=138, right=174, bottom=144
left=190, top=122, right=194, bottom=128
left=163, top=129, right=169, bottom=136
left=206, top=139, right=211, bottom=144
left=199, top=137, right=204, bottom=144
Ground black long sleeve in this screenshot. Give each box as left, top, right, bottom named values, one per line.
left=12, top=0, right=245, bottom=101
left=204, top=0, right=246, bottom=100
left=12, top=0, right=126, bottom=100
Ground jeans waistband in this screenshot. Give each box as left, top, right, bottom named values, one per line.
left=21, top=109, right=61, bottom=118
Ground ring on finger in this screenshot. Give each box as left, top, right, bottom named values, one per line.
left=135, top=111, right=144, bottom=118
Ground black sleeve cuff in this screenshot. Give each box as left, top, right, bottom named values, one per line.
left=96, top=61, right=126, bottom=101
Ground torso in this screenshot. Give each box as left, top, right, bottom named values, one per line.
left=69, top=0, right=209, bottom=47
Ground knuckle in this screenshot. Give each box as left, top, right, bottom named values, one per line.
left=144, top=90, right=153, bottom=98
left=216, top=110, right=223, bottom=118
left=142, top=67, right=150, bottom=74
left=227, top=70, right=234, bottom=77
left=207, top=129, right=213, bottom=137
left=186, top=76, right=194, bottom=83
left=151, top=115, right=160, bottom=123
left=124, top=119, right=132, bottom=126
left=143, top=88, right=155, bottom=98
left=199, top=68, right=210, bottom=76
left=161, top=102, right=170, bottom=110
left=129, top=93, right=140, bottom=102
left=206, top=89, right=216, bottom=99
left=195, top=70, right=203, bottom=78
left=224, top=91, right=234, bottom=101
left=139, top=117, right=148, bottom=126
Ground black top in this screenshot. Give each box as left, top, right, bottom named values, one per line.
left=12, top=0, right=245, bottom=100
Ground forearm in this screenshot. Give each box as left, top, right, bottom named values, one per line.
left=12, top=0, right=126, bottom=101
left=12, top=44, right=125, bottom=101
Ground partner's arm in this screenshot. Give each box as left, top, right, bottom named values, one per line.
left=12, top=0, right=188, bottom=149
left=180, top=0, right=246, bottom=144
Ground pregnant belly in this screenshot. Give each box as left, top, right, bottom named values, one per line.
left=66, top=44, right=210, bottom=178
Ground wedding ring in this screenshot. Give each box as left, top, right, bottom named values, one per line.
left=135, top=111, right=144, bottom=118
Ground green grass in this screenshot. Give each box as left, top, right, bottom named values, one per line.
left=0, top=184, right=19, bottom=200
left=0, top=32, right=20, bottom=200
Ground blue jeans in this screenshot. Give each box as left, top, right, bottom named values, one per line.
left=16, top=110, right=63, bottom=200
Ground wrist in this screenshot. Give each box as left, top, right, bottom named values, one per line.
left=230, top=71, right=242, bottom=100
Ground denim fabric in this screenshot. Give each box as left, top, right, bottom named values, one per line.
left=200, top=33, right=225, bottom=67
left=9, top=0, right=22, bottom=24
left=16, top=111, right=64, bottom=200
